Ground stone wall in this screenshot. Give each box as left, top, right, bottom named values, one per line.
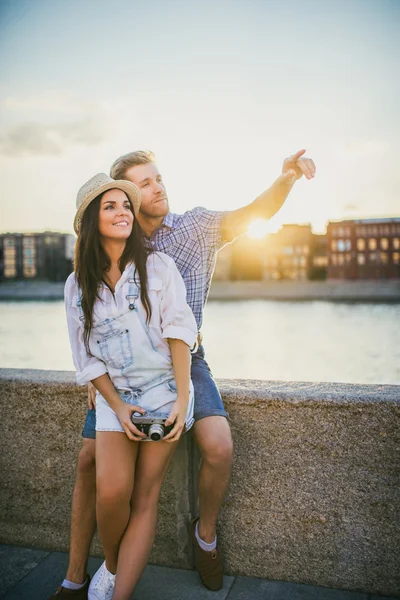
left=0, top=369, right=399, bottom=596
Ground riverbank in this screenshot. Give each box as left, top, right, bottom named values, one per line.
left=0, top=279, right=399, bottom=302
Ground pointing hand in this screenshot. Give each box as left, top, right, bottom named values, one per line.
left=281, top=149, right=316, bottom=185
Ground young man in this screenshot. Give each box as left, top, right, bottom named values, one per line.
left=50, top=149, right=315, bottom=599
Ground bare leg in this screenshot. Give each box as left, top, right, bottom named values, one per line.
left=112, top=440, right=178, bottom=600
left=95, top=432, right=139, bottom=574
left=193, top=416, right=233, bottom=542
left=65, top=438, right=97, bottom=584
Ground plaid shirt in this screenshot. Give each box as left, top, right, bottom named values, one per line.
left=147, top=207, right=228, bottom=329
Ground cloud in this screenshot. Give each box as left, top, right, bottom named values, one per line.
left=2, top=91, right=78, bottom=113
left=0, top=117, right=107, bottom=156
left=0, top=90, right=144, bottom=157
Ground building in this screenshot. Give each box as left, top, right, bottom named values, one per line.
left=0, top=232, right=75, bottom=282
left=212, top=223, right=329, bottom=282
left=262, top=224, right=326, bottom=281
left=327, top=218, right=400, bottom=280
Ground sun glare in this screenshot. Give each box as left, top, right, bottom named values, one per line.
left=247, top=219, right=271, bottom=239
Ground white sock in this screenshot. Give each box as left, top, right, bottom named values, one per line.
left=195, top=520, right=217, bottom=551
left=62, top=578, right=88, bottom=590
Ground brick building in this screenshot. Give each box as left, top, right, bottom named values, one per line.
left=327, top=218, right=400, bottom=280
left=0, top=232, right=75, bottom=282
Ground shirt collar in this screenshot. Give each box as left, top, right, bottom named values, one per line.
left=162, top=212, right=175, bottom=229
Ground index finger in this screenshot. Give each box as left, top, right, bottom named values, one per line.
left=163, top=422, right=183, bottom=442
left=291, top=149, right=306, bottom=161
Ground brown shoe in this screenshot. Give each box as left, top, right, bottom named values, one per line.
left=48, top=575, right=90, bottom=599
left=189, top=518, right=223, bottom=591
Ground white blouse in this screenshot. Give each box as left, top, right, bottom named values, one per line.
left=64, top=252, right=198, bottom=386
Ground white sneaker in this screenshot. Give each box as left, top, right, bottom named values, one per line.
left=88, top=561, right=116, bottom=600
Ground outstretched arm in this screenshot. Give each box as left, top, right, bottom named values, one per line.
left=221, top=149, right=316, bottom=242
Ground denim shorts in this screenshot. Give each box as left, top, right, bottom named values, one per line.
left=82, top=345, right=227, bottom=439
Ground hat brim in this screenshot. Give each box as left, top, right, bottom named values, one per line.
left=73, top=179, right=141, bottom=235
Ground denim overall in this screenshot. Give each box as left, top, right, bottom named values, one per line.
left=78, top=268, right=194, bottom=433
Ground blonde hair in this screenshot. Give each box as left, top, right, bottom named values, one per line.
left=110, top=150, right=155, bottom=180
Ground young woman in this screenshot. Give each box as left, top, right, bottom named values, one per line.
left=64, top=173, right=197, bottom=600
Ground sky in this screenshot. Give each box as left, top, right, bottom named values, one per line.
left=0, top=0, right=399, bottom=235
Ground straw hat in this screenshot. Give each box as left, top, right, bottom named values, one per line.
left=74, top=173, right=141, bottom=235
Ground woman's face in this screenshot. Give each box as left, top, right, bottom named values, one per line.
left=98, top=189, right=134, bottom=241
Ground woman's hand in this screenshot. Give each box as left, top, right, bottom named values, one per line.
left=115, top=402, right=147, bottom=442
left=163, top=398, right=188, bottom=443
left=88, top=382, right=97, bottom=410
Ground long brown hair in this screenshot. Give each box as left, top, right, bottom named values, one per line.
left=74, top=193, right=152, bottom=349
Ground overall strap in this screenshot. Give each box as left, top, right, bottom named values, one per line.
left=126, top=267, right=140, bottom=310
left=76, top=293, right=84, bottom=321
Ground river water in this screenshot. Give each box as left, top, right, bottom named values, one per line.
left=0, top=300, right=399, bottom=385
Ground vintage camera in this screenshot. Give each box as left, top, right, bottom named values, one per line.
left=131, top=411, right=174, bottom=442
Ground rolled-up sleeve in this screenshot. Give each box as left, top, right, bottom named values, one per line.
left=64, top=274, right=108, bottom=385
left=160, top=259, right=198, bottom=349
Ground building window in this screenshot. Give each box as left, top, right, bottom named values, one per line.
left=368, top=238, right=377, bottom=251
left=331, top=254, right=337, bottom=265
left=338, top=227, right=344, bottom=237
left=345, top=253, right=351, bottom=263
left=345, top=239, right=351, bottom=251
left=393, top=238, right=400, bottom=250
left=381, top=238, right=389, bottom=250
left=337, top=240, right=346, bottom=252
left=357, top=238, right=365, bottom=251
left=4, top=267, right=17, bottom=278
left=4, top=247, right=16, bottom=258
left=380, top=252, right=388, bottom=264
left=23, top=237, right=35, bottom=247
left=23, top=266, right=36, bottom=278
left=4, top=238, right=16, bottom=247
left=393, top=252, right=399, bottom=265
left=357, top=254, right=365, bottom=265
left=369, top=252, right=377, bottom=263
left=331, top=240, right=337, bottom=251
left=337, top=254, right=344, bottom=265
left=314, top=256, right=328, bottom=267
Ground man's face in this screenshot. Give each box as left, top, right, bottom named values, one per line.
left=124, top=162, right=169, bottom=219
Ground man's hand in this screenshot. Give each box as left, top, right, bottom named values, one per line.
left=88, top=382, right=96, bottom=410
left=281, top=149, right=316, bottom=185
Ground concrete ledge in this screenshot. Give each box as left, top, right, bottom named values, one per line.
left=0, top=369, right=399, bottom=596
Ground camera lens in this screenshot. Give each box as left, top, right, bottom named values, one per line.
left=148, top=423, right=164, bottom=441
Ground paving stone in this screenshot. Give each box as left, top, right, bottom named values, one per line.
left=369, top=596, right=400, bottom=599
left=0, top=545, right=49, bottom=597
left=132, top=564, right=234, bottom=599
left=227, top=576, right=369, bottom=600
left=2, top=550, right=234, bottom=600
left=2, top=551, right=102, bottom=599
